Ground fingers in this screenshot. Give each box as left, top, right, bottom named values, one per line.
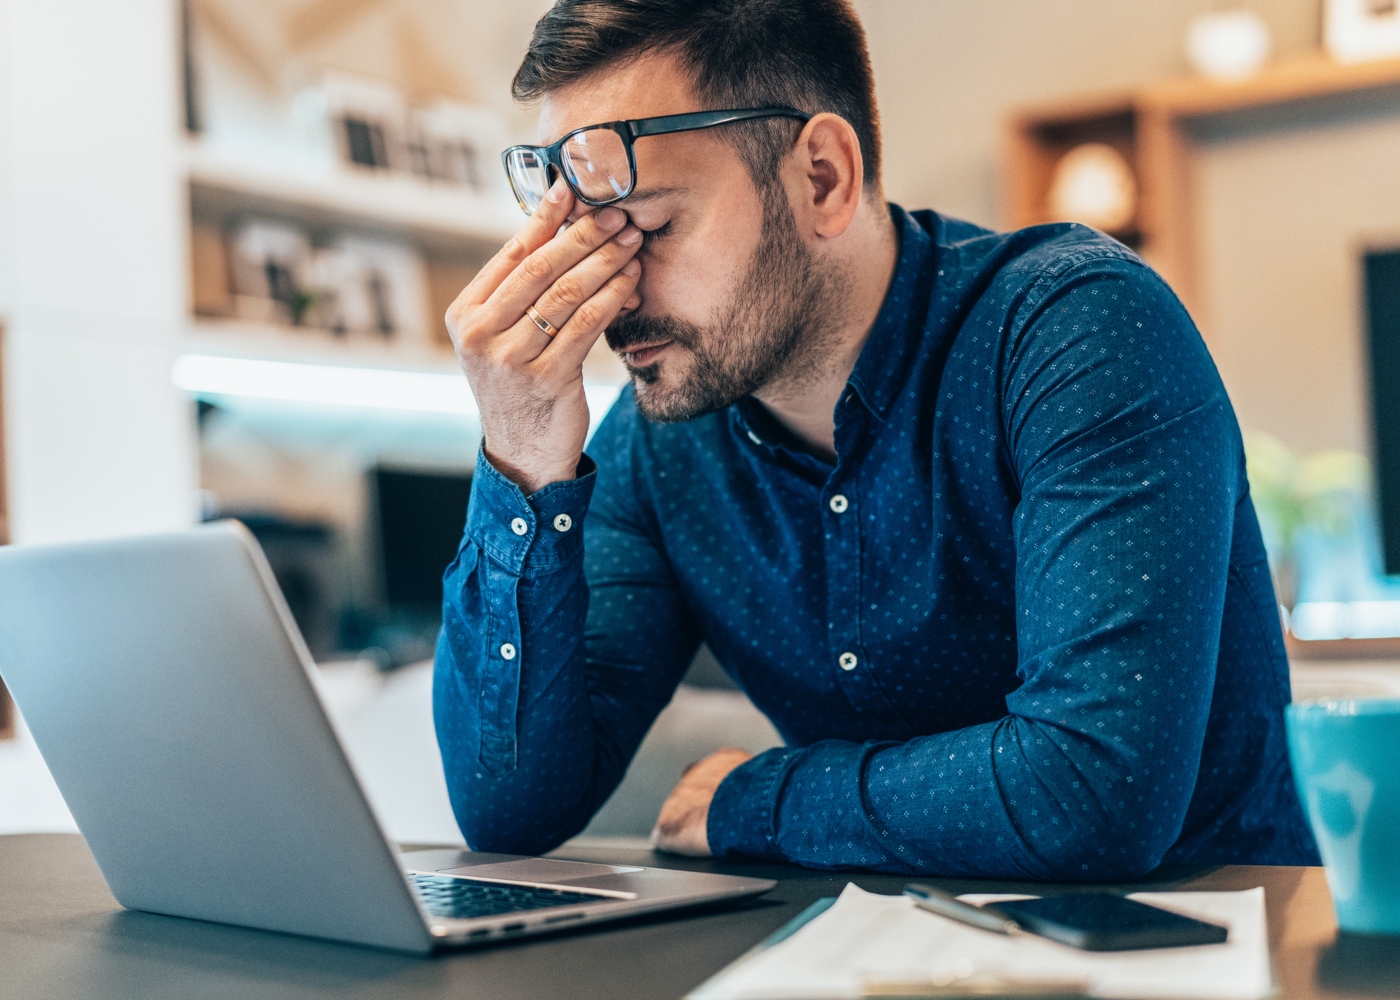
left=455, top=178, right=574, bottom=311
left=543, top=259, right=642, bottom=368
left=483, top=205, right=631, bottom=326
left=649, top=778, right=712, bottom=856
left=529, top=223, right=643, bottom=328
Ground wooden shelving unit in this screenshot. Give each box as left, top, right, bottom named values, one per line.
left=1006, top=52, right=1400, bottom=333
left=183, top=138, right=521, bottom=369
left=180, top=139, right=634, bottom=389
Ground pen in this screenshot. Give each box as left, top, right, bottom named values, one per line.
left=903, top=883, right=1022, bottom=936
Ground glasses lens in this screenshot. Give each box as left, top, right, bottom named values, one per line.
left=505, top=148, right=551, bottom=214
left=561, top=127, right=633, bottom=205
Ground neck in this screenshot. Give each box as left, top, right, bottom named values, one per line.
left=754, top=199, right=898, bottom=463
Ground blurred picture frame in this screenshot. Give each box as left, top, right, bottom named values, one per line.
left=322, top=73, right=409, bottom=172
left=1326, top=0, right=1400, bottom=64
left=408, top=101, right=508, bottom=194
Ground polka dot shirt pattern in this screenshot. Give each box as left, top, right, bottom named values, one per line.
left=433, top=206, right=1319, bottom=879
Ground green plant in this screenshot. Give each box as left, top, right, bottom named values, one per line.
left=1243, top=431, right=1370, bottom=609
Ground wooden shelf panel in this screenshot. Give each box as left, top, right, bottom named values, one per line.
left=1287, top=633, right=1400, bottom=661
left=182, top=318, right=630, bottom=388
left=185, top=318, right=461, bottom=374
left=1140, top=52, right=1400, bottom=119
left=0, top=678, right=12, bottom=741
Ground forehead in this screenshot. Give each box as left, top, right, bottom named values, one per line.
left=537, top=52, right=701, bottom=144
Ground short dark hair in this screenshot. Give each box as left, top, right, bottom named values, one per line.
left=512, top=0, right=881, bottom=190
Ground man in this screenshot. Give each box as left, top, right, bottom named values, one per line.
left=435, top=0, right=1318, bottom=878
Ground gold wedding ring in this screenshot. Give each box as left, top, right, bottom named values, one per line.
left=526, top=305, right=558, bottom=338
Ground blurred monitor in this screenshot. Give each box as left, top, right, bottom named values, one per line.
left=373, top=466, right=474, bottom=614
left=1366, top=248, right=1400, bottom=575
left=236, top=514, right=338, bottom=659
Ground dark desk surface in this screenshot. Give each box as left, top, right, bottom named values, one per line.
left=1, top=833, right=1395, bottom=1000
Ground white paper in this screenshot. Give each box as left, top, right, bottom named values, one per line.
left=690, top=884, right=1270, bottom=1000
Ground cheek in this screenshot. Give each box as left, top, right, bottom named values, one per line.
left=640, top=229, right=751, bottom=322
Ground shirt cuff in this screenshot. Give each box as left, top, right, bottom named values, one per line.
left=706, top=746, right=802, bottom=860
left=466, top=446, right=598, bottom=575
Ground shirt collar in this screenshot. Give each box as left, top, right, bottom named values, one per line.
left=727, top=203, right=936, bottom=447
left=844, top=204, right=937, bottom=423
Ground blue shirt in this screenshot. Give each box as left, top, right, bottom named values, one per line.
left=434, top=206, right=1319, bottom=879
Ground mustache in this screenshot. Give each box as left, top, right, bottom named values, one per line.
left=605, top=312, right=700, bottom=353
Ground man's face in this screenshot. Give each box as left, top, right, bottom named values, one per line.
left=538, top=55, right=829, bottom=422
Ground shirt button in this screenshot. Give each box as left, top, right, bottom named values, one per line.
left=829, top=494, right=849, bottom=514
left=553, top=513, right=572, bottom=532
left=510, top=517, right=528, bottom=536
left=500, top=643, right=517, bottom=660
left=838, top=651, right=858, bottom=671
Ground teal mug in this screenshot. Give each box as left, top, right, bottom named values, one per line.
left=1286, top=699, right=1400, bottom=935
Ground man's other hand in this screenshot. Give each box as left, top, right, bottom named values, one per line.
left=650, top=748, right=754, bottom=856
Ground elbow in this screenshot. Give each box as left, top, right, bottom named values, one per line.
left=1032, top=839, right=1168, bottom=883
left=446, top=776, right=593, bottom=859
left=464, top=827, right=569, bottom=858
left=452, top=805, right=580, bottom=859
left=1025, top=804, right=1178, bottom=882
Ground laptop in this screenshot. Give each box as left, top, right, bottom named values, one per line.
left=0, top=522, right=774, bottom=954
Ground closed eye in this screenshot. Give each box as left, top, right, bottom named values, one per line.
left=642, top=221, right=673, bottom=246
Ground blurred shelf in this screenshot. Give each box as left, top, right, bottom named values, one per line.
left=184, top=140, right=520, bottom=255
left=1140, top=51, right=1400, bottom=118
left=1287, top=633, right=1400, bottom=661
left=0, top=677, right=12, bottom=742
left=185, top=318, right=460, bottom=374
left=185, top=317, right=629, bottom=385
left=182, top=317, right=628, bottom=419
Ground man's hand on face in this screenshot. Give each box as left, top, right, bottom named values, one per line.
left=650, top=747, right=754, bottom=857
left=446, top=179, right=644, bottom=494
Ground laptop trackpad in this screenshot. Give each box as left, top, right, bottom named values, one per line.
left=437, top=858, right=644, bottom=883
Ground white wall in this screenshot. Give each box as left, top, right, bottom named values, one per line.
left=0, top=0, right=196, bottom=544
left=1195, top=106, right=1400, bottom=455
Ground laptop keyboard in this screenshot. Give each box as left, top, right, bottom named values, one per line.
left=409, top=873, right=608, bottom=920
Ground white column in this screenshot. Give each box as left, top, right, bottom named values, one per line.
left=0, top=0, right=196, bottom=544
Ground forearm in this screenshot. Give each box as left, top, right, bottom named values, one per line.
left=435, top=429, right=701, bottom=854
left=433, top=451, right=613, bottom=853
left=708, top=710, right=1195, bottom=880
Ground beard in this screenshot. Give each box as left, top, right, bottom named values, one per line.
left=604, top=186, right=835, bottom=424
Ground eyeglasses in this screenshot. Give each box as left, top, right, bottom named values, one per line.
left=501, top=107, right=812, bottom=215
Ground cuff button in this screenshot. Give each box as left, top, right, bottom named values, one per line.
left=553, top=513, right=573, bottom=532
left=500, top=643, right=517, bottom=660
left=510, top=517, right=529, bottom=536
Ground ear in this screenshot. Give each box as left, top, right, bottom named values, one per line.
left=790, top=112, right=864, bottom=239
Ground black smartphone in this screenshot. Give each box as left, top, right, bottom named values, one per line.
left=991, top=894, right=1229, bottom=951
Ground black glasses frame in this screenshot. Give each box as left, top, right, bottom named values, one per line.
left=502, top=106, right=813, bottom=214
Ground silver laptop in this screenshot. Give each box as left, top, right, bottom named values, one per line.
left=0, top=522, right=773, bottom=954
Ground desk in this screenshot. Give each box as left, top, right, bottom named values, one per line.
left=0, top=834, right=1394, bottom=1000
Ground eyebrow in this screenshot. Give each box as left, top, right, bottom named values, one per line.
left=622, top=186, right=683, bottom=205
